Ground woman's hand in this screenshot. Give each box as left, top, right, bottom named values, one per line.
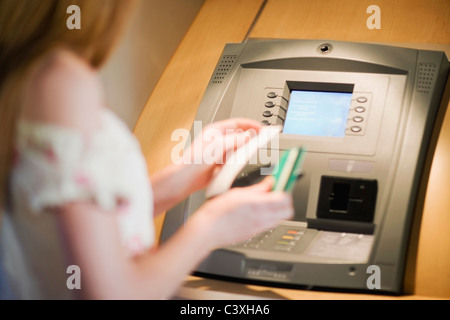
left=191, top=177, right=294, bottom=249
left=182, top=118, right=262, bottom=192
left=151, top=118, right=262, bottom=215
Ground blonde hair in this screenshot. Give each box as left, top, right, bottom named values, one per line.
left=0, top=0, right=135, bottom=212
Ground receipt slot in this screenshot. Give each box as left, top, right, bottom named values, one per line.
left=161, top=39, right=449, bottom=293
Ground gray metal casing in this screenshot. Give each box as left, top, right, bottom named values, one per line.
left=161, top=39, right=449, bottom=293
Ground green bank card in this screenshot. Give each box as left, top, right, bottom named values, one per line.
left=272, top=147, right=306, bottom=192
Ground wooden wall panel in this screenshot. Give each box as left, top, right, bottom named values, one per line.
left=251, top=0, right=450, bottom=44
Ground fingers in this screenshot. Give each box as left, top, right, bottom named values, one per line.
left=222, top=129, right=252, bottom=152
left=262, top=193, right=294, bottom=219
left=200, top=184, right=294, bottom=246
left=255, top=204, right=293, bottom=227
left=254, top=193, right=294, bottom=228
left=208, top=118, right=262, bottom=134
left=236, top=191, right=294, bottom=231
left=242, top=176, right=274, bottom=192
left=200, top=118, right=262, bottom=165
left=235, top=179, right=294, bottom=219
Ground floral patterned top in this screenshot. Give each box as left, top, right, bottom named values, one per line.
left=0, top=109, right=154, bottom=299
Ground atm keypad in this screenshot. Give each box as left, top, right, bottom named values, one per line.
left=233, top=227, right=306, bottom=253
left=273, top=229, right=305, bottom=252
left=238, top=228, right=275, bottom=249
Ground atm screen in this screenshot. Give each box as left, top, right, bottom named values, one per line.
left=283, top=90, right=353, bottom=137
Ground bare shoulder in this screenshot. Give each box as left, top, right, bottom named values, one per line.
left=22, top=49, right=105, bottom=133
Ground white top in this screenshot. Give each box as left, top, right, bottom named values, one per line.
left=0, top=110, right=154, bottom=299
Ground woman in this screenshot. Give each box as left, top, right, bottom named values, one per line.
left=0, top=0, right=293, bottom=299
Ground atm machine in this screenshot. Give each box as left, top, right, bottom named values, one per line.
left=161, top=39, right=449, bottom=293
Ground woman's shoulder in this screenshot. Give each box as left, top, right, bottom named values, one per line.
left=21, top=48, right=105, bottom=134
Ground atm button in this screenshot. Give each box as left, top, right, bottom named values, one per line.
left=261, top=120, right=271, bottom=126
left=265, top=101, right=276, bottom=108
left=356, top=96, right=368, bottom=103
left=287, top=230, right=304, bottom=235
left=355, top=106, right=366, bottom=113
left=263, top=110, right=273, bottom=117
left=351, top=126, right=362, bottom=133
left=267, top=92, right=278, bottom=98
left=283, top=234, right=302, bottom=241
left=353, top=116, right=364, bottom=123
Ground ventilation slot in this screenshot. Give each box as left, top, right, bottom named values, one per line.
left=416, top=63, right=437, bottom=94
left=211, top=55, right=237, bottom=84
